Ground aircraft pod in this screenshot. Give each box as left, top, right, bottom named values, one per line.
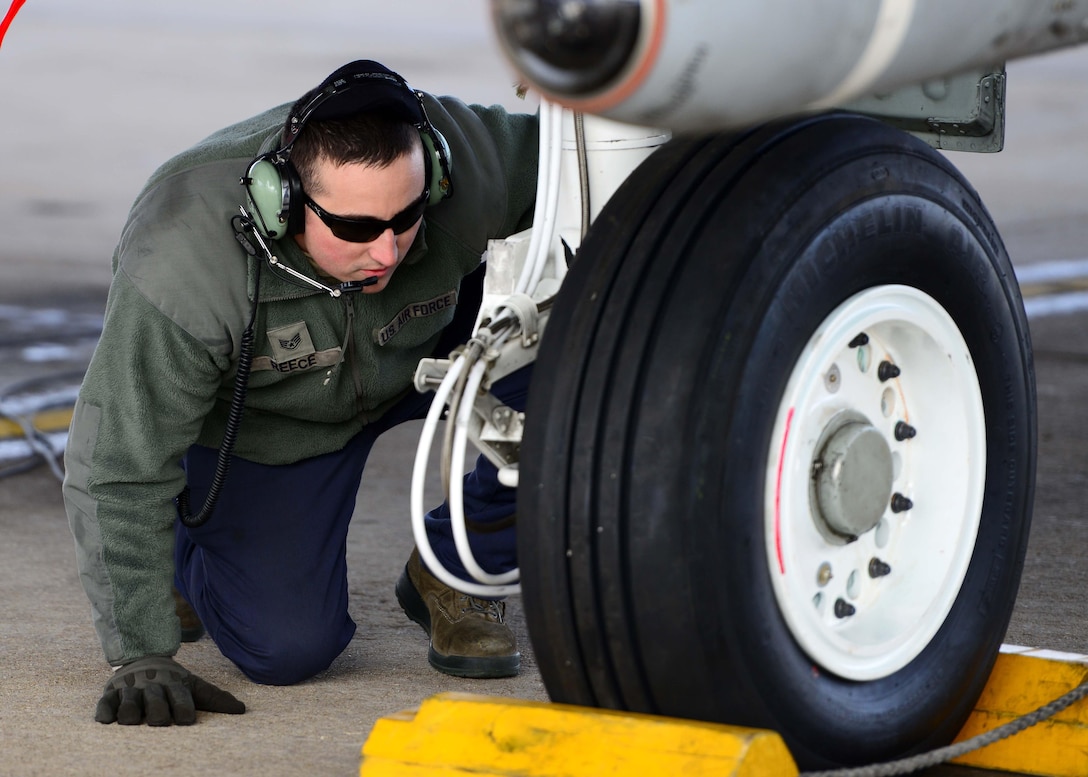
left=490, top=0, right=1088, bottom=131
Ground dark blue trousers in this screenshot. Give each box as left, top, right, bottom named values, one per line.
left=174, top=367, right=528, bottom=685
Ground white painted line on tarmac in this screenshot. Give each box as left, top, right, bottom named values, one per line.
left=1024, top=291, right=1088, bottom=320
left=1015, top=257, right=1088, bottom=285
left=1016, top=257, right=1088, bottom=319
left=0, top=303, right=103, bottom=331
left=0, top=389, right=80, bottom=417
left=21, top=344, right=85, bottom=362
left=0, top=432, right=67, bottom=466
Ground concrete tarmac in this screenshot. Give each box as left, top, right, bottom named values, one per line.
left=2, top=2, right=1087, bottom=775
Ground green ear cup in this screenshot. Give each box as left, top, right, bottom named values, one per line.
left=244, top=157, right=290, bottom=237
left=421, top=127, right=453, bottom=206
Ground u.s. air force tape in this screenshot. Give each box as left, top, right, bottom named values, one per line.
left=374, top=290, right=457, bottom=346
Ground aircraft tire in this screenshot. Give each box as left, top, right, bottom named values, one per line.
left=517, top=113, right=1036, bottom=768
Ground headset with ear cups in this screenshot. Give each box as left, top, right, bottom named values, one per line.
left=241, top=60, right=453, bottom=240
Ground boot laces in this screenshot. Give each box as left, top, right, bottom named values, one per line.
left=459, top=594, right=505, bottom=622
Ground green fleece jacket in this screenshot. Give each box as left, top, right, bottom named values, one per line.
left=62, top=94, right=538, bottom=666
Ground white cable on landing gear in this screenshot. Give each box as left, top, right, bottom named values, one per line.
left=409, top=102, right=567, bottom=596
left=448, top=356, right=520, bottom=587
left=410, top=353, right=521, bottom=598
left=516, top=100, right=564, bottom=297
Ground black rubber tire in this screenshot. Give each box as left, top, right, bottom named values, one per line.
left=518, top=113, right=1036, bottom=769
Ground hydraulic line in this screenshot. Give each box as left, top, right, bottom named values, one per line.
left=411, top=351, right=521, bottom=597
left=414, top=98, right=569, bottom=589
left=439, top=338, right=483, bottom=497
left=515, top=100, right=553, bottom=295
left=448, top=355, right=519, bottom=586
left=573, top=110, right=591, bottom=240
left=516, top=100, right=565, bottom=296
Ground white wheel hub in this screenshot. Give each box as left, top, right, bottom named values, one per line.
left=765, top=285, right=986, bottom=680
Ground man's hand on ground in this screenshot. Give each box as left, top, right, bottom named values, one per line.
left=94, top=656, right=245, bottom=726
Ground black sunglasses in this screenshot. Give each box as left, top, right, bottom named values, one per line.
left=304, top=188, right=429, bottom=243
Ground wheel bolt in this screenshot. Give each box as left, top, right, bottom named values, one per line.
left=894, top=421, right=917, bottom=441
left=878, top=361, right=901, bottom=382
left=834, top=598, right=856, bottom=618
left=849, top=333, right=870, bottom=348
left=890, top=492, right=913, bottom=513
left=817, top=562, right=833, bottom=586
left=868, top=558, right=892, bottom=578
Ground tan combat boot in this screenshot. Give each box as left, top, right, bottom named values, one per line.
left=395, top=548, right=520, bottom=678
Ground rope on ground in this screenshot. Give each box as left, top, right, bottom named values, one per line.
left=800, top=677, right=1088, bottom=777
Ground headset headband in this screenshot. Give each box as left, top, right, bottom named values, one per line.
left=280, top=62, right=432, bottom=152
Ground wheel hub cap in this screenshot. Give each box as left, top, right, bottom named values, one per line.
left=815, top=421, right=894, bottom=540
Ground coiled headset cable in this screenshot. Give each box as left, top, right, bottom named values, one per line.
left=175, top=231, right=262, bottom=529
left=175, top=208, right=374, bottom=528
